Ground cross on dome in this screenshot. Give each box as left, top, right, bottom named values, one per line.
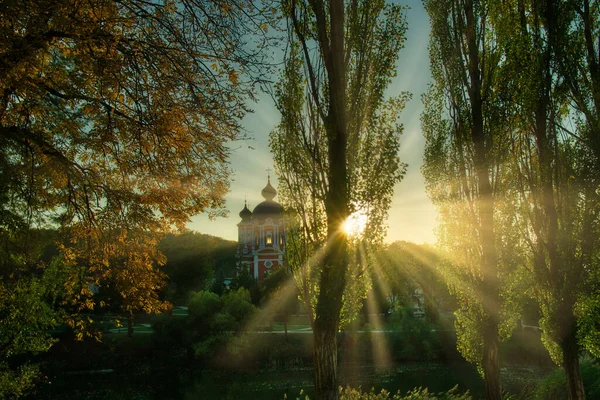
left=261, top=172, right=276, bottom=200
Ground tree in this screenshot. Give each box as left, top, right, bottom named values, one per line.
left=0, top=0, right=274, bottom=395
left=422, top=0, right=526, bottom=397
left=0, top=0, right=273, bottom=234
left=553, top=1, right=600, bottom=391
left=498, top=0, right=600, bottom=397
left=272, top=1, right=408, bottom=397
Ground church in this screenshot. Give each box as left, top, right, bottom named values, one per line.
left=236, top=175, right=286, bottom=281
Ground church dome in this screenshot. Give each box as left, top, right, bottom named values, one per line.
left=261, top=178, right=277, bottom=200
left=253, top=176, right=283, bottom=216
left=239, top=201, right=252, bottom=221
left=253, top=200, right=283, bottom=216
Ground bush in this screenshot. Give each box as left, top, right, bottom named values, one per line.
left=188, top=291, right=220, bottom=320
left=211, top=312, right=237, bottom=332
left=287, top=386, right=471, bottom=400
left=388, top=306, right=441, bottom=361
left=221, top=288, right=255, bottom=324
left=533, top=358, right=600, bottom=400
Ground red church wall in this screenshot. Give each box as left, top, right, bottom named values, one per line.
left=257, top=249, right=281, bottom=279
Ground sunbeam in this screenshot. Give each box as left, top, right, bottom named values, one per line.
left=365, top=291, right=392, bottom=369
left=359, top=243, right=392, bottom=370
left=238, top=233, right=339, bottom=338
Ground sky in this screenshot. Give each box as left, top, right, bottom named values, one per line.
left=188, top=0, right=438, bottom=245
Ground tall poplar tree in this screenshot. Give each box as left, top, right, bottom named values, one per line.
left=500, top=0, right=599, bottom=397
left=422, top=0, right=523, bottom=398
left=562, top=0, right=600, bottom=367
left=272, top=1, right=408, bottom=398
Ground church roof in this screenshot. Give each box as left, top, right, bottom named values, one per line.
left=253, top=176, right=283, bottom=217
left=261, top=176, right=277, bottom=200
left=238, top=201, right=252, bottom=221
left=253, top=200, right=283, bottom=216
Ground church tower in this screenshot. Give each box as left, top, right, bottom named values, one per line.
left=236, top=175, right=286, bottom=281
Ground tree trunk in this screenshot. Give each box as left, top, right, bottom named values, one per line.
left=482, top=321, right=502, bottom=400
left=313, top=0, right=348, bottom=398
left=127, top=312, right=134, bottom=337
left=293, top=0, right=348, bottom=397
left=313, top=229, right=347, bottom=400
left=531, top=31, right=586, bottom=399
left=465, top=1, right=501, bottom=397
left=314, top=325, right=339, bottom=400
left=562, top=320, right=586, bottom=400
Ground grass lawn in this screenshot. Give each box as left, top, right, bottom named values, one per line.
left=271, top=323, right=312, bottom=332
left=108, top=324, right=154, bottom=334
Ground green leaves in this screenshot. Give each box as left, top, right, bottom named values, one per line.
left=271, top=0, right=410, bottom=301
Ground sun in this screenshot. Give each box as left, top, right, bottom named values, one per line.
left=343, top=210, right=368, bottom=237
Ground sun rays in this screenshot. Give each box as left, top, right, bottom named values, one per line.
left=229, top=228, right=486, bottom=373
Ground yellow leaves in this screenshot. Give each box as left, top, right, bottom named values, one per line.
left=3, top=0, right=251, bottom=345
left=229, top=70, right=239, bottom=85
left=219, top=2, right=233, bottom=15
left=83, top=298, right=95, bottom=310
left=164, top=0, right=177, bottom=14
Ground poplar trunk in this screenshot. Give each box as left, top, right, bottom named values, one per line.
left=466, top=0, right=501, bottom=395
left=562, top=318, right=586, bottom=400
left=313, top=324, right=339, bottom=400
left=482, top=322, right=502, bottom=400
left=312, top=1, right=347, bottom=398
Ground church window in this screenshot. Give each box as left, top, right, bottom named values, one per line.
left=264, top=260, right=273, bottom=268
left=266, top=232, right=272, bottom=245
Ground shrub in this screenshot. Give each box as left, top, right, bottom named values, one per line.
left=184, top=288, right=257, bottom=363
left=287, top=386, right=471, bottom=400
left=221, top=288, right=255, bottom=323
left=211, top=312, right=237, bottom=332
left=388, top=306, right=441, bottom=361
left=188, top=291, right=220, bottom=320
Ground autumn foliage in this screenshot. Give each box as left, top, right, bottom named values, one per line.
left=1, top=0, right=273, bottom=395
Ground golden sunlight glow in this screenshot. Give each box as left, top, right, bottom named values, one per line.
left=343, top=210, right=368, bottom=237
